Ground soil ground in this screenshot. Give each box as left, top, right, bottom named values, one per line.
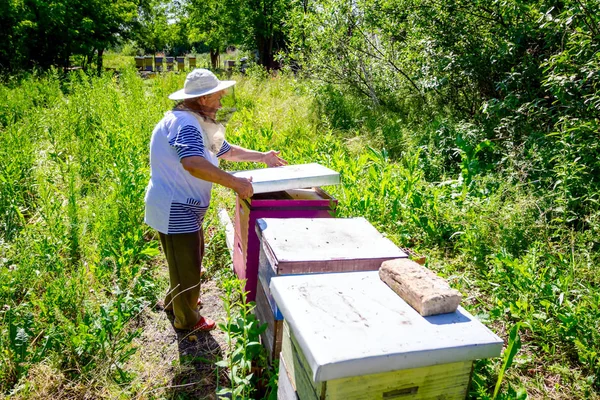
left=128, top=279, right=230, bottom=400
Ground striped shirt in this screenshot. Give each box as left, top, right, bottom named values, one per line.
left=168, top=124, right=231, bottom=160
left=144, top=111, right=232, bottom=234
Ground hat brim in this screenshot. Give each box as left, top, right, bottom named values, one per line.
left=168, top=80, right=236, bottom=100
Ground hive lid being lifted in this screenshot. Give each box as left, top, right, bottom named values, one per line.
left=270, top=271, right=503, bottom=382
left=232, top=163, right=340, bottom=194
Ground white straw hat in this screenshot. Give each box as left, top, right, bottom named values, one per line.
left=168, top=68, right=236, bottom=100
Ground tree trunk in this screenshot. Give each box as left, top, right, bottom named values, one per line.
left=97, top=48, right=104, bottom=75
left=257, top=36, right=274, bottom=70
left=210, top=49, right=220, bottom=69
left=84, top=50, right=94, bottom=72
left=63, top=46, right=70, bottom=73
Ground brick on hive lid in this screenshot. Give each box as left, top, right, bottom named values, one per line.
left=379, top=258, right=462, bottom=316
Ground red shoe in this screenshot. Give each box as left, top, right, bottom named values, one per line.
left=192, top=316, right=216, bottom=331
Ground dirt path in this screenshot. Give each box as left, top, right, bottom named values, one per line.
left=128, top=279, right=230, bottom=399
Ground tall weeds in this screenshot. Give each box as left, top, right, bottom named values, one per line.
left=225, top=72, right=600, bottom=397
left=0, top=68, right=172, bottom=396
left=1, top=67, right=598, bottom=398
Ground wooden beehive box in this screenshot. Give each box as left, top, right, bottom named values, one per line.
left=233, top=188, right=337, bottom=302
left=272, top=271, right=503, bottom=400
left=255, top=283, right=283, bottom=360
left=166, top=56, right=174, bottom=71
left=135, top=56, right=144, bottom=70
left=154, top=56, right=163, bottom=72
left=255, top=217, right=407, bottom=360
left=144, top=56, right=153, bottom=71
left=176, top=56, right=185, bottom=71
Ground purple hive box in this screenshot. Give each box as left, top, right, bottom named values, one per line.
left=232, top=188, right=337, bottom=302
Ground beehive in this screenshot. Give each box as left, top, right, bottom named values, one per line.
left=255, top=217, right=407, bottom=360
left=255, top=282, right=283, bottom=359
left=144, top=56, right=153, bottom=71
left=154, top=56, right=163, bottom=72
left=272, top=271, right=503, bottom=400
left=176, top=56, right=185, bottom=71
left=233, top=188, right=337, bottom=302
left=134, top=56, right=144, bottom=70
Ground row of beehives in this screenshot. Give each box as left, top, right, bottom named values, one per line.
left=232, top=187, right=503, bottom=400
left=134, top=56, right=196, bottom=72
left=134, top=56, right=242, bottom=73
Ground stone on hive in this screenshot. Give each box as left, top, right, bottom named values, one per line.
left=379, top=258, right=462, bottom=316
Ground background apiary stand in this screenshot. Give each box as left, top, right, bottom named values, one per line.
left=271, top=272, right=504, bottom=400
left=255, top=217, right=407, bottom=361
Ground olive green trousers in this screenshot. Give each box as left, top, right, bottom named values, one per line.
left=159, top=230, right=204, bottom=330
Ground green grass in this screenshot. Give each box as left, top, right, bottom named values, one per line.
left=0, top=67, right=598, bottom=399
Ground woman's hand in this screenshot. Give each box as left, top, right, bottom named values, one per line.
left=262, top=150, right=288, bottom=167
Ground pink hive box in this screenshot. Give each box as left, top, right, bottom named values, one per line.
left=232, top=188, right=337, bottom=302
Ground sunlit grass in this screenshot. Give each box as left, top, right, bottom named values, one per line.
left=0, top=66, right=598, bottom=399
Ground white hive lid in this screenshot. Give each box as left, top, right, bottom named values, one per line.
left=232, top=163, right=340, bottom=194
left=271, top=271, right=503, bottom=382
left=256, top=217, right=406, bottom=263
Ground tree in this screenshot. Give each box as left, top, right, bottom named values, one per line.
left=133, top=0, right=171, bottom=57
left=239, top=0, right=290, bottom=69
left=186, top=0, right=242, bottom=69
left=0, top=0, right=137, bottom=72
left=0, top=0, right=23, bottom=71
left=165, top=16, right=193, bottom=56
left=185, top=0, right=293, bottom=69
left=292, top=0, right=600, bottom=224
left=81, top=0, right=138, bottom=74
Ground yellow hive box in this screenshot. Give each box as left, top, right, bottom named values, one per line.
left=281, top=321, right=473, bottom=400
left=271, top=271, right=503, bottom=400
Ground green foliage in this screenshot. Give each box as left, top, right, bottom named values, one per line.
left=293, top=0, right=600, bottom=228
left=1, top=59, right=599, bottom=399
left=222, top=74, right=600, bottom=397
left=217, top=277, right=267, bottom=400
left=0, top=0, right=138, bottom=72
left=493, top=323, right=523, bottom=399
left=0, top=67, right=167, bottom=395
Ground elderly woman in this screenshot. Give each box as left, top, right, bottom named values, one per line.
left=145, top=69, right=286, bottom=331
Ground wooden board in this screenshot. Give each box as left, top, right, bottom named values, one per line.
left=271, top=271, right=503, bottom=382
left=232, top=163, right=340, bottom=194
left=278, top=354, right=299, bottom=400
left=255, top=281, right=283, bottom=361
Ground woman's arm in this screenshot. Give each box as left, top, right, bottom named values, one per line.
left=181, top=156, right=254, bottom=199
left=220, top=144, right=288, bottom=167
